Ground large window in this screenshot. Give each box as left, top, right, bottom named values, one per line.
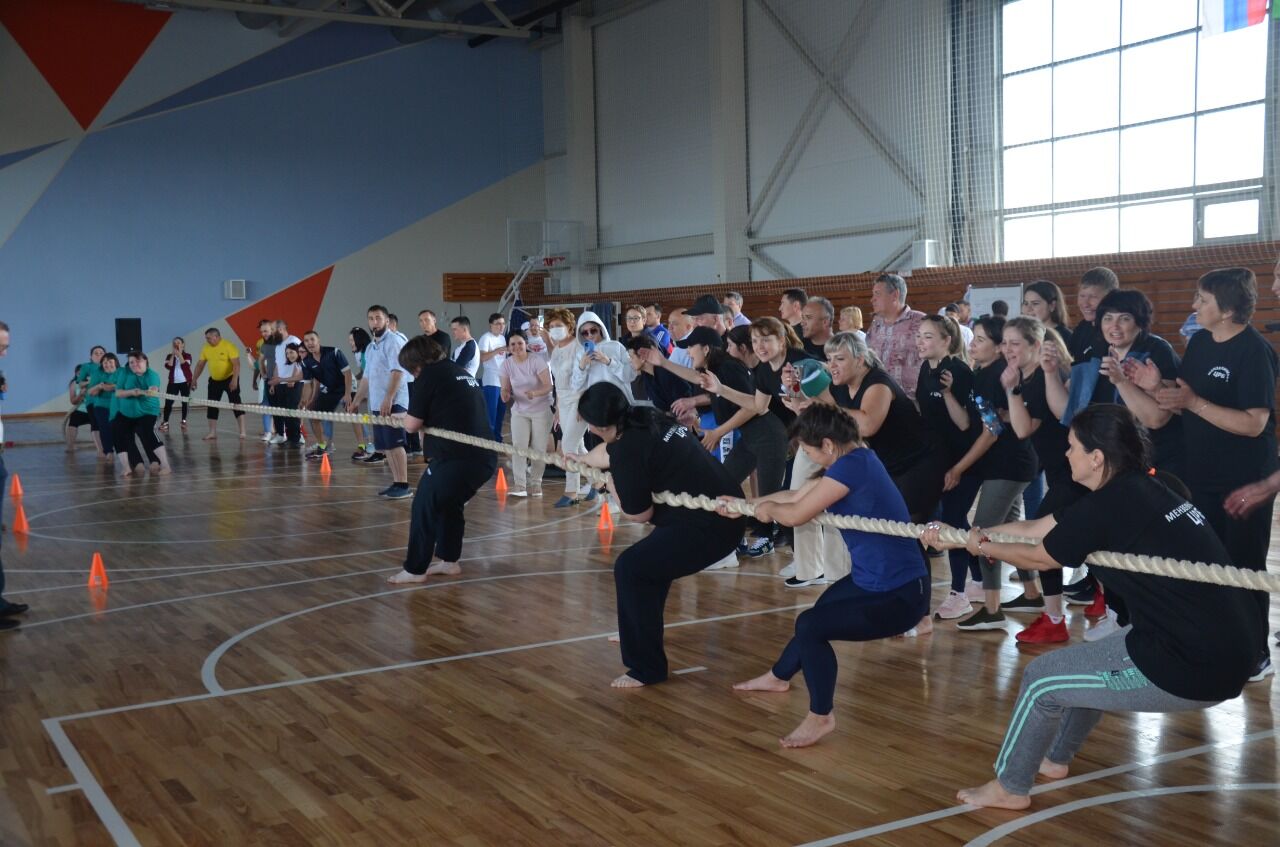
left=1000, top=0, right=1270, bottom=260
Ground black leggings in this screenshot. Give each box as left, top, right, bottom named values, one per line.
left=1017, top=477, right=1088, bottom=595
left=111, top=414, right=163, bottom=468
left=614, top=517, right=743, bottom=684
left=405, top=454, right=498, bottom=571
left=163, top=382, right=189, bottom=423
left=772, top=574, right=928, bottom=715
left=272, top=384, right=303, bottom=443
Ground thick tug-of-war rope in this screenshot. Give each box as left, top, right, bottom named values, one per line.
left=162, top=391, right=1280, bottom=594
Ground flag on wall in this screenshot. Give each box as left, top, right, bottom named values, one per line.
left=1201, top=0, right=1268, bottom=35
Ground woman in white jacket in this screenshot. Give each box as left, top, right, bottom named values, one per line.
left=539, top=309, right=590, bottom=507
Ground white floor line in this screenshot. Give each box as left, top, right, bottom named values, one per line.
left=42, top=720, right=141, bottom=847
left=22, top=517, right=411, bottom=546
left=964, top=782, right=1280, bottom=847
left=793, top=726, right=1280, bottom=846
left=53, top=600, right=811, bottom=726
left=44, top=784, right=81, bottom=796
left=34, top=494, right=379, bottom=530
left=674, top=666, right=708, bottom=675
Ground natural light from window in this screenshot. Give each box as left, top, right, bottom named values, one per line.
left=1000, top=0, right=1269, bottom=261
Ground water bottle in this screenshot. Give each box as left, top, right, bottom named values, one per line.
left=974, top=394, right=1003, bottom=437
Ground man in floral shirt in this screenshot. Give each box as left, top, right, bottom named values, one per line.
left=866, top=272, right=926, bottom=399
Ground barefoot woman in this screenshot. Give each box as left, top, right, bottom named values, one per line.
left=731, top=404, right=929, bottom=747
left=386, top=334, right=497, bottom=584
left=923, top=405, right=1263, bottom=810
left=571, top=382, right=744, bottom=688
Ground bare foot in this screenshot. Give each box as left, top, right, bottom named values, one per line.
left=424, top=561, right=461, bottom=576
left=780, top=712, right=835, bottom=748
left=733, top=671, right=790, bottom=693
left=157, top=468, right=172, bottom=476
left=1039, top=758, right=1069, bottom=780
left=894, top=615, right=934, bottom=638
left=386, top=569, right=428, bottom=585
left=611, top=674, right=645, bottom=688
left=202, top=433, right=217, bottom=441
left=120, top=470, right=133, bottom=478
left=956, top=779, right=1031, bottom=810
left=238, top=431, right=246, bottom=440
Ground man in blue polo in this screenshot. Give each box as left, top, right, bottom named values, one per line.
left=300, top=330, right=352, bottom=459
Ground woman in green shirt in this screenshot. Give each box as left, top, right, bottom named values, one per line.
left=86, top=354, right=120, bottom=461
left=111, top=352, right=170, bottom=476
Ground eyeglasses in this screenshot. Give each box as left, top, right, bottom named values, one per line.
left=581, top=327, right=602, bottom=336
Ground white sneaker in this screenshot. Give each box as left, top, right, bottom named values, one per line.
left=778, top=561, right=797, bottom=579
left=259, top=432, right=272, bottom=442
left=934, top=590, right=973, bottom=620
left=509, top=487, right=529, bottom=498
left=704, top=552, right=739, bottom=571
left=269, top=434, right=286, bottom=445
left=1083, top=609, right=1122, bottom=642
left=965, top=580, right=986, bottom=602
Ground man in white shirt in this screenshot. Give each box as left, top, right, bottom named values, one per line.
left=268, top=319, right=301, bottom=445
left=477, top=313, right=508, bottom=441
left=348, top=304, right=412, bottom=499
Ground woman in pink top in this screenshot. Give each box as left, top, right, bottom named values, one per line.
left=500, top=330, right=554, bottom=496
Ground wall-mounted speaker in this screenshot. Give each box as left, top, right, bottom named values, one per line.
left=115, top=318, right=142, bottom=354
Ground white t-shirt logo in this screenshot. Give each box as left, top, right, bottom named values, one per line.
left=1208, top=366, right=1231, bottom=381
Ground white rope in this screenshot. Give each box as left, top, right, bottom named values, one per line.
left=161, top=392, right=1280, bottom=593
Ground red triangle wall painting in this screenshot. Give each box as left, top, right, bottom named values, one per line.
left=0, top=1, right=170, bottom=130
left=225, top=266, right=334, bottom=351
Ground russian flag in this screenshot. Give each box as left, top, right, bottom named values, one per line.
left=1201, top=0, right=1268, bottom=35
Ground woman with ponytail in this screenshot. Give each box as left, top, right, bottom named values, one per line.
left=570, top=382, right=744, bottom=689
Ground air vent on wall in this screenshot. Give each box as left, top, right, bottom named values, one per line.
left=224, top=279, right=247, bottom=300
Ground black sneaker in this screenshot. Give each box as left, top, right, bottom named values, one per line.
left=783, top=574, right=827, bottom=588
left=361, top=452, right=387, bottom=466
left=1000, top=595, right=1045, bottom=613
left=1065, top=573, right=1095, bottom=594
left=956, top=608, right=1008, bottom=631
left=379, top=484, right=412, bottom=500
left=743, top=537, right=775, bottom=558
left=0, top=618, right=18, bottom=632
left=0, top=602, right=30, bottom=617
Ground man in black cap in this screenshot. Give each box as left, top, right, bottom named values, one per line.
left=686, top=294, right=730, bottom=337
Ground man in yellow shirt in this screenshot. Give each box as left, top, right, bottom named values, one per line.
left=191, top=327, right=246, bottom=441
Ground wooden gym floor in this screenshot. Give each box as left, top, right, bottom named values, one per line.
left=0, top=418, right=1276, bottom=846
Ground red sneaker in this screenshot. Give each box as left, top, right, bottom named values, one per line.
left=1083, top=587, right=1107, bottom=620
left=1016, top=613, right=1069, bottom=644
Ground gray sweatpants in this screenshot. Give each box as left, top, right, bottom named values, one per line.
left=973, top=479, right=1029, bottom=589
left=994, top=627, right=1219, bottom=795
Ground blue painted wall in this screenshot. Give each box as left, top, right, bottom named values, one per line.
left=0, top=32, right=541, bottom=411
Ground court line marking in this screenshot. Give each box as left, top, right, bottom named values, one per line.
left=793, top=726, right=1280, bottom=846
left=34, top=495, right=384, bottom=530
left=964, top=782, right=1280, bottom=847
left=46, top=597, right=811, bottom=846
left=44, top=784, right=80, bottom=796
left=200, top=566, right=780, bottom=694
left=674, top=666, right=708, bottom=675
left=42, top=720, right=141, bottom=847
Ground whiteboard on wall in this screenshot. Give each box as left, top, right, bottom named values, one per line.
left=967, top=285, right=1023, bottom=321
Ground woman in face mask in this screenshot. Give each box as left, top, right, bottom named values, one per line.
left=539, top=309, right=594, bottom=507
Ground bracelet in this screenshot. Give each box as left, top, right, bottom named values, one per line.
left=977, top=533, right=992, bottom=559
left=1195, top=400, right=1209, bottom=416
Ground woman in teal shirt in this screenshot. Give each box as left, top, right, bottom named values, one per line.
left=86, top=354, right=119, bottom=461
left=111, top=351, right=170, bottom=476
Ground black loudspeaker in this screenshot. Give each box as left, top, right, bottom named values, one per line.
left=115, top=318, right=142, bottom=354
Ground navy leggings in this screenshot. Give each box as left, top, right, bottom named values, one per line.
left=772, top=574, right=929, bottom=715
left=936, top=472, right=983, bottom=592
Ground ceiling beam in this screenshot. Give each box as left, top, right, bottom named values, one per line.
left=133, top=0, right=531, bottom=38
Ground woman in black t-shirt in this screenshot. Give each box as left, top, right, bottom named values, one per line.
left=1127, top=268, right=1278, bottom=679
left=571, top=383, right=745, bottom=688
left=944, top=317, right=1039, bottom=632
left=923, top=405, right=1263, bottom=812
left=1001, top=317, right=1087, bottom=644
left=701, top=317, right=820, bottom=568
left=914, top=315, right=981, bottom=619
left=386, top=335, right=497, bottom=586
left=1020, top=279, right=1073, bottom=349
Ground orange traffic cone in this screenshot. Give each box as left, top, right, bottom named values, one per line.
left=596, top=501, right=614, bottom=531
left=495, top=468, right=508, bottom=494
left=8, top=473, right=22, bottom=497
left=319, top=453, right=332, bottom=478
left=12, top=503, right=29, bottom=535
left=88, top=552, right=109, bottom=588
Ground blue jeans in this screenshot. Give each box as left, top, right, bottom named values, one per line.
left=483, top=385, right=506, bottom=441
left=1022, top=473, right=1045, bottom=522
